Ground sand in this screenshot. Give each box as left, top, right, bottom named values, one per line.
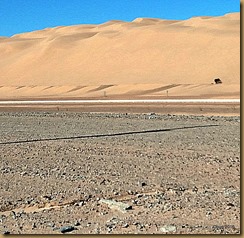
left=0, top=12, right=240, bottom=100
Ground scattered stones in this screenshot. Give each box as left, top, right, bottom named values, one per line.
left=0, top=112, right=240, bottom=234
left=181, top=224, right=189, bottom=228
left=42, top=195, right=52, bottom=200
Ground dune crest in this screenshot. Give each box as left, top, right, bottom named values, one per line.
left=0, top=13, right=240, bottom=99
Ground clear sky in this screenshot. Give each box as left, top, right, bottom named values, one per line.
left=0, top=0, right=240, bottom=37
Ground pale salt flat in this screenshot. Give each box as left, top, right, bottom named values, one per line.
left=0, top=99, right=240, bottom=105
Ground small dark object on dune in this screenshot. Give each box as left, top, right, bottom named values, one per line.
left=214, top=78, right=222, bottom=84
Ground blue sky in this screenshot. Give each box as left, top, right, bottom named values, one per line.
left=0, top=0, right=240, bottom=37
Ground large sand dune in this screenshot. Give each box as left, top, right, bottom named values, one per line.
left=0, top=13, right=240, bottom=99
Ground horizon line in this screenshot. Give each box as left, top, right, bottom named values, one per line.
left=1, top=11, right=240, bottom=38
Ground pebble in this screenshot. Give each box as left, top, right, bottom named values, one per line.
left=160, top=225, right=177, bottom=233
left=47, top=222, right=55, bottom=227
left=78, top=201, right=84, bottom=206
left=136, top=194, right=143, bottom=198
left=138, top=181, right=147, bottom=187
left=122, top=223, right=129, bottom=228
left=60, top=226, right=75, bottom=233
left=74, top=221, right=81, bottom=226
left=11, top=211, right=16, bottom=219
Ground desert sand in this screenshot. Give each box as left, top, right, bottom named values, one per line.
left=0, top=12, right=240, bottom=100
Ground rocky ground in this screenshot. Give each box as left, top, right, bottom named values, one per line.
left=0, top=112, right=240, bottom=234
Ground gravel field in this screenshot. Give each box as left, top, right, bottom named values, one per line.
left=0, top=112, right=240, bottom=234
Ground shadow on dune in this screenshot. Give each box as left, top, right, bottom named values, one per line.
left=0, top=124, right=219, bottom=145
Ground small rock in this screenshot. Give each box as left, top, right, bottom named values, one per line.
left=47, top=222, right=55, bottom=227
left=3, top=231, right=10, bottom=235
left=60, top=226, right=75, bottom=233
left=74, top=221, right=81, bottom=226
left=138, top=181, right=147, bottom=187
left=100, top=199, right=132, bottom=213
left=132, top=199, right=138, bottom=204
left=122, top=223, right=129, bottom=228
left=42, top=195, right=52, bottom=200
left=160, top=225, right=177, bottom=233
left=84, top=194, right=92, bottom=200
left=11, top=211, right=16, bottom=219
left=192, top=186, right=198, bottom=193
left=181, top=224, right=189, bottom=228
left=94, top=227, right=100, bottom=234
left=78, top=201, right=84, bottom=206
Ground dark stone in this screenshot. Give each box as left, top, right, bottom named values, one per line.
left=60, top=226, right=75, bottom=233
left=74, top=221, right=81, bottom=226
left=122, top=223, right=129, bottom=228
left=141, top=182, right=147, bottom=187
left=214, top=78, right=222, bottom=84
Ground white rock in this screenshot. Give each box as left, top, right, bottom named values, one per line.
left=160, top=225, right=177, bottom=233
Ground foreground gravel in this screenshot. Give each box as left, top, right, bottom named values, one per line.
left=0, top=112, right=240, bottom=234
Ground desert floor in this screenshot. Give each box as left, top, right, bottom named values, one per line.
left=0, top=109, right=240, bottom=234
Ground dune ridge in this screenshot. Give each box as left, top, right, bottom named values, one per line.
left=0, top=13, right=240, bottom=99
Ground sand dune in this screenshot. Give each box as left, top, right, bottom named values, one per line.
left=0, top=12, right=240, bottom=99
left=0, top=84, right=239, bottom=100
